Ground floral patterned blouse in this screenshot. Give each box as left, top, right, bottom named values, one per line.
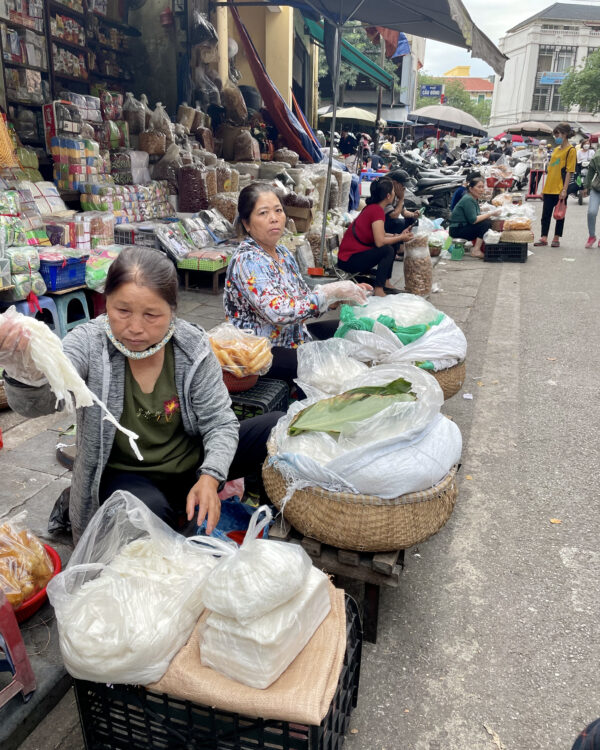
left=224, top=237, right=327, bottom=348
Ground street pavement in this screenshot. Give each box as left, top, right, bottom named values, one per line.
left=4, top=197, right=600, bottom=749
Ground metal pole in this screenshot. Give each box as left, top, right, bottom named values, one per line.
left=318, top=21, right=342, bottom=267
left=373, top=37, right=385, bottom=154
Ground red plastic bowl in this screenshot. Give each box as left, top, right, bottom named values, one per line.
left=226, top=529, right=265, bottom=545
left=14, top=544, right=62, bottom=624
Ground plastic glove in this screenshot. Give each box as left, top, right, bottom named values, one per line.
left=318, top=280, right=369, bottom=307
left=0, top=311, right=46, bottom=386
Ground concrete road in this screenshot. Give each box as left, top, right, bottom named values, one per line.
left=13, top=197, right=600, bottom=749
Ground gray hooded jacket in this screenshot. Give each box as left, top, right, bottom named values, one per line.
left=5, top=316, right=240, bottom=542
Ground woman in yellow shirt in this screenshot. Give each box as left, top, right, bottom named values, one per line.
left=534, top=122, right=576, bottom=248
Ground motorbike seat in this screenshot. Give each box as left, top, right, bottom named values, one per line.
left=417, top=176, right=463, bottom=188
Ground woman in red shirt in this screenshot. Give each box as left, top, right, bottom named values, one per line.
left=338, top=177, right=413, bottom=296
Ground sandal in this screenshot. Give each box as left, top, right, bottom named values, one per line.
left=533, top=240, right=548, bottom=246
left=383, top=287, right=402, bottom=295
left=551, top=239, right=560, bottom=247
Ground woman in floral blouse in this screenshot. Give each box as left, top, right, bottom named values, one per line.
left=224, top=183, right=368, bottom=387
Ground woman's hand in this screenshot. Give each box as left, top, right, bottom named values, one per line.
left=559, top=188, right=567, bottom=200
left=398, top=229, right=413, bottom=242
left=186, top=474, right=221, bottom=534
left=357, top=283, right=373, bottom=293
left=0, top=318, right=31, bottom=355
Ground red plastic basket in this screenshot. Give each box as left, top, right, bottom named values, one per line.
left=486, top=177, right=513, bottom=189
left=14, top=544, right=62, bottom=623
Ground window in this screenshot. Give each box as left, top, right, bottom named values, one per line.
left=532, top=45, right=576, bottom=112
left=478, top=94, right=485, bottom=103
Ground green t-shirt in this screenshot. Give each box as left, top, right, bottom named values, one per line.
left=107, top=341, right=202, bottom=478
left=449, top=193, right=480, bottom=228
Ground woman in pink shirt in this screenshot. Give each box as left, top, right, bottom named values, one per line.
left=338, top=177, right=413, bottom=296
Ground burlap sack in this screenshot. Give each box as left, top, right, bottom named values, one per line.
left=500, top=230, right=535, bottom=243
left=148, top=583, right=346, bottom=726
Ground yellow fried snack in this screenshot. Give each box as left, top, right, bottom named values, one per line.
left=210, top=335, right=272, bottom=377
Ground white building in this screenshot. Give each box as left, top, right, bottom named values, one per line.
left=490, top=2, right=600, bottom=134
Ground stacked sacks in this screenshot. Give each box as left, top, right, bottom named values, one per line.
left=200, top=507, right=331, bottom=689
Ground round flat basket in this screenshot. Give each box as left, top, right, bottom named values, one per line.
left=222, top=370, right=258, bottom=393
left=0, top=379, right=9, bottom=410
left=262, top=461, right=459, bottom=552
left=429, top=361, right=466, bottom=400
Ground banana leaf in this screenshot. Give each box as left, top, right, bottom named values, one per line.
left=288, top=377, right=416, bottom=437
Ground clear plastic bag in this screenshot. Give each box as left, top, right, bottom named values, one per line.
left=46, top=491, right=224, bottom=685
left=295, top=338, right=368, bottom=400
left=123, top=92, right=145, bottom=136
left=404, top=234, right=432, bottom=296
left=0, top=511, right=54, bottom=609
left=201, top=506, right=313, bottom=625
left=208, top=322, right=273, bottom=377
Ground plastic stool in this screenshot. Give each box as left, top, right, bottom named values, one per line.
left=0, top=590, right=36, bottom=707
left=0, top=296, right=60, bottom=336
left=51, top=291, right=90, bottom=338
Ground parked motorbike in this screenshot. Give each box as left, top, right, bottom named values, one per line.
left=395, top=153, right=466, bottom=220
left=510, top=156, right=531, bottom=192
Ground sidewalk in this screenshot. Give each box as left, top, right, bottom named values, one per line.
left=0, top=252, right=486, bottom=750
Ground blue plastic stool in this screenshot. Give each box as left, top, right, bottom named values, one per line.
left=0, top=296, right=60, bottom=336
left=51, top=291, right=90, bottom=338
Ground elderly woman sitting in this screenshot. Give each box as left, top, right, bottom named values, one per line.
left=224, top=182, right=369, bottom=388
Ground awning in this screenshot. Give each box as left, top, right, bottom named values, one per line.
left=304, top=17, right=395, bottom=90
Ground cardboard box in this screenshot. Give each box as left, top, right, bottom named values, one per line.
left=284, top=205, right=314, bottom=233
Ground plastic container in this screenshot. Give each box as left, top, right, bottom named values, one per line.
left=73, top=594, right=361, bottom=750
left=39, top=255, right=89, bottom=291
left=450, top=242, right=465, bottom=261
left=229, top=377, right=289, bottom=421
left=484, top=242, right=528, bottom=263
left=14, top=545, right=62, bottom=623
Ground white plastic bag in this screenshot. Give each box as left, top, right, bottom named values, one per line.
left=47, top=492, right=226, bottom=685
left=483, top=229, right=502, bottom=244
left=295, top=338, right=368, bottom=400
left=202, top=506, right=313, bottom=625
left=269, top=364, right=461, bottom=499
left=201, top=566, right=331, bottom=689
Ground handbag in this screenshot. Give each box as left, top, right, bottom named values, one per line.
left=553, top=198, right=567, bottom=221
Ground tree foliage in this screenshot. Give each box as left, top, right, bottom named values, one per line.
left=414, top=71, right=492, bottom=125
left=560, top=49, right=600, bottom=113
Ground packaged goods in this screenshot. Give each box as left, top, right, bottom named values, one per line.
left=273, top=148, right=299, bottom=167
left=6, top=246, right=40, bottom=273
left=0, top=512, right=54, bottom=609
left=403, top=234, right=432, bottom=296
left=270, top=364, right=461, bottom=500
left=1, top=271, right=46, bottom=301
left=0, top=307, right=142, bottom=458
left=178, top=166, right=209, bottom=212
left=220, top=84, right=247, bottom=125
left=503, top=217, right=532, bottom=231
left=295, top=339, right=368, bottom=400
left=111, top=150, right=151, bottom=186
left=140, top=94, right=152, bottom=129
left=197, top=209, right=234, bottom=240
left=139, top=130, right=166, bottom=156
left=233, top=130, right=257, bottom=162
left=155, top=223, right=195, bottom=261
left=282, top=192, right=313, bottom=209
left=47, top=492, right=222, bottom=684
left=491, top=192, right=513, bottom=207
left=201, top=565, right=330, bottom=689
left=209, top=323, right=272, bottom=377
left=232, top=161, right=259, bottom=179
left=229, top=168, right=239, bottom=192
left=123, top=92, right=145, bottom=136
left=216, top=161, right=232, bottom=193
left=152, top=144, right=182, bottom=193
left=150, top=103, right=173, bottom=143
left=196, top=126, right=215, bottom=153
left=177, top=102, right=196, bottom=130
left=85, top=248, right=120, bottom=293
left=208, top=192, right=238, bottom=223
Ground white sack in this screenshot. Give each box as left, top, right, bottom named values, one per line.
left=201, top=566, right=331, bottom=689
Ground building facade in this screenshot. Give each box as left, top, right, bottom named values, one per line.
left=443, top=67, right=494, bottom=105
left=490, top=2, right=600, bottom=133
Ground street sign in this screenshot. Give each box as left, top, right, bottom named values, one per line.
left=539, top=71, right=567, bottom=85
left=420, top=84, right=443, bottom=98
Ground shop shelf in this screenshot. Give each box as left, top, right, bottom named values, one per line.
left=49, top=1, right=85, bottom=22
left=6, top=97, right=44, bottom=107
left=1, top=17, right=45, bottom=35
left=53, top=71, right=89, bottom=84
left=91, top=11, right=141, bottom=37
left=3, top=60, right=48, bottom=73
left=51, top=36, right=86, bottom=53
left=74, top=594, right=361, bottom=750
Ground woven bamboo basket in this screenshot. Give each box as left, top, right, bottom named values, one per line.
left=262, top=459, right=459, bottom=552
left=429, top=361, right=466, bottom=400
left=0, top=379, right=9, bottom=410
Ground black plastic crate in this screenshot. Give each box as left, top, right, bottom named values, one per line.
left=230, top=377, right=290, bottom=421
left=114, top=225, right=161, bottom=250
left=73, top=595, right=362, bottom=750
left=484, top=242, right=528, bottom=263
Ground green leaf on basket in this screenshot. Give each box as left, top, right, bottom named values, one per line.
left=288, top=377, right=416, bottom=437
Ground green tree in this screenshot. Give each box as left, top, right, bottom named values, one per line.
left=318, top=22, right=401, bottom=105
left=414, top=72, right=444, bottom=109
left=560, top=49, right=600, bottom=113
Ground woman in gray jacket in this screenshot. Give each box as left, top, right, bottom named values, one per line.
left=0, top=247, right=280, bottom=543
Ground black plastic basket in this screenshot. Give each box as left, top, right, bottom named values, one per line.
left=484, top=242, right=528, bottom=263
left=230, top=377, right=290, bottom=421
left=74, top=595, right=362, bottom=750
left=114, top=226, right=161, bottom=250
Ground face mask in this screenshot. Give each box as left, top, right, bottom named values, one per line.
left=583, top=145, right=589, bottom=150
left=555, top=137, right=563, bottom=144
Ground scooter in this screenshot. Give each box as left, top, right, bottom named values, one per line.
left=510, top=157, right=530, bottom=192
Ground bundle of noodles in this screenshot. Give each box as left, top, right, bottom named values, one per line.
left=0, top=306, right=142, bottom=460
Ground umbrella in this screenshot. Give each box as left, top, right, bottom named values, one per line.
left=320, top=106, right=387, bottom=127
left=408, top=105, right=486, bottom=137
left=493, top=132, right=524, bottom=142
left=506, top=121, right=553, bottom=136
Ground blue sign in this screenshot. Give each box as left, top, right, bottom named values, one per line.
left=420, top=84, right=443, bottom=98
left=539, top=71, right=567, bottom=85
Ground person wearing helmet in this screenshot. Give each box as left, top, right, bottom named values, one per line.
left=501, top=137, right=513, bottom=157
left=385, top=170, right=419, bottom=249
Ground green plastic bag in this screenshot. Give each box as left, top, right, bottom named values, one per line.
left=335, top=305, right=444, bottom=346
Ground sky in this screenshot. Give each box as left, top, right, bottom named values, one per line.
left=423, top=0, right=572, bottom=77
